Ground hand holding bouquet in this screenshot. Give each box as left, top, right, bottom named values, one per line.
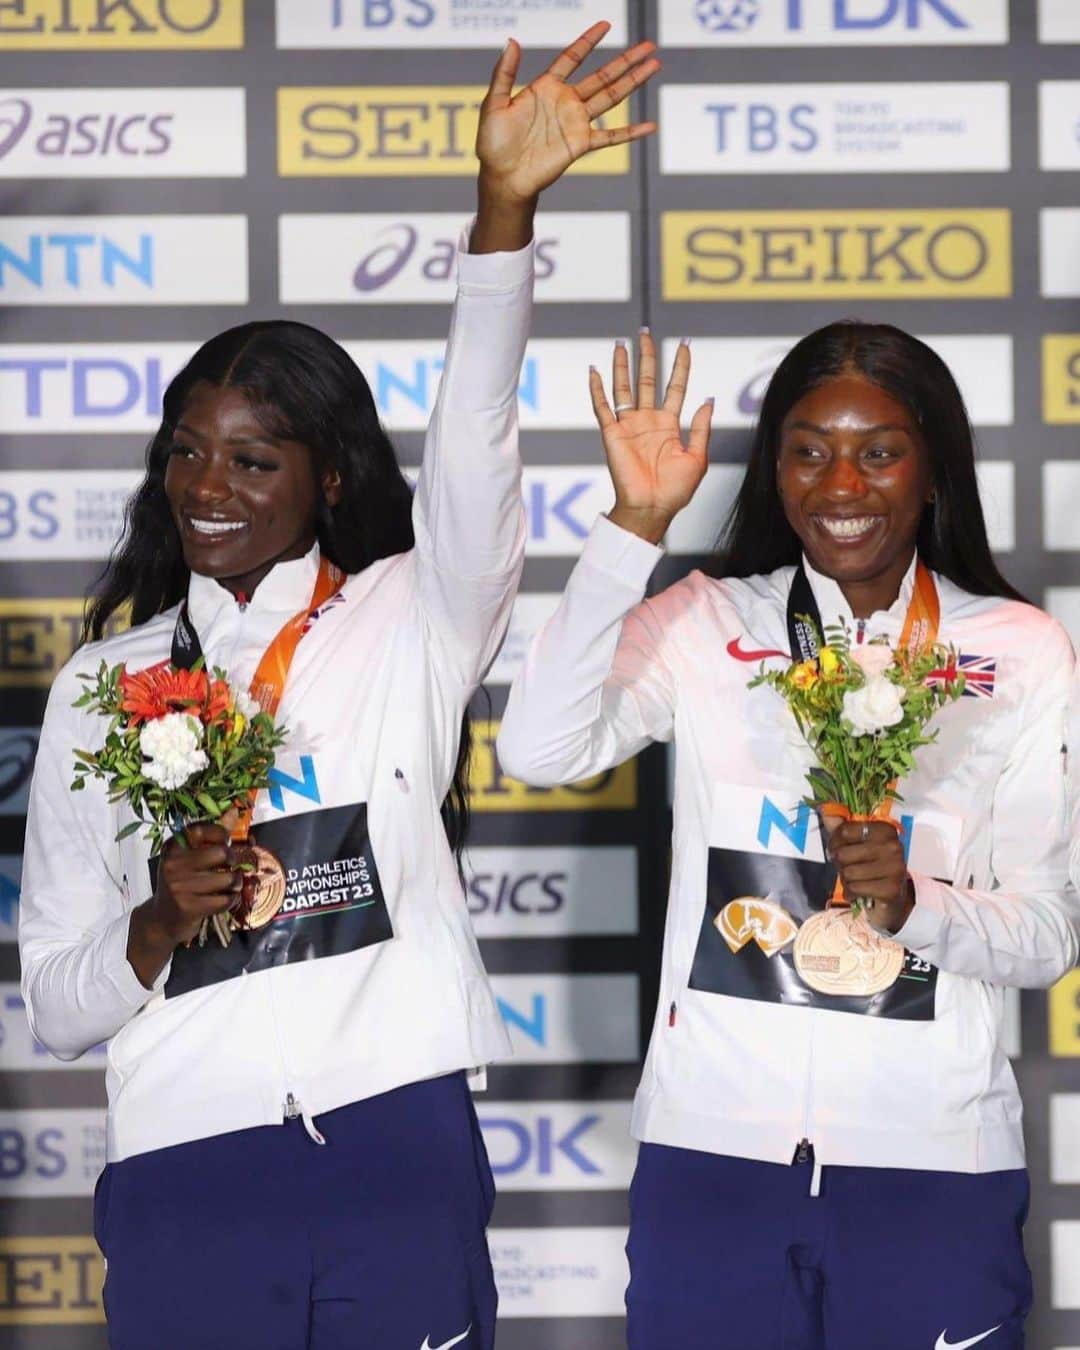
left=751, top=622, right=964, bottom=915
left=71, top=660, right=286, bottom=945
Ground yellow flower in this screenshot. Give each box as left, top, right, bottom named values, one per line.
left=789, top=661, right=819, bottom=690
left=818, top=647, right=841, bottom=679
left=230, top=711, right=246, bottom=742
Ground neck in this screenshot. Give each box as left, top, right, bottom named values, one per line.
left=213, top=535, right=318, bottom=602
left=835, top=550, right=917, bottom=619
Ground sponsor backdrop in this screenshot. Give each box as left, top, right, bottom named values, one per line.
left=1, top=0, right=1079, bottom=1346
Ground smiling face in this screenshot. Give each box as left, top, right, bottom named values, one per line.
left=163, top=382, right=342, bottom=599
left=776, top=373, right=933, bottom=617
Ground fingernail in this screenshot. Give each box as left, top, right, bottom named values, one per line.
left=639, top=325, right=650, bottom=335
left=588, top=364, right=598, bottom=373
left=705, top=396, right=715, bottom=406
left=615, top=337, right=629, bottom=349
left=682, top=336, right=693, bottom=347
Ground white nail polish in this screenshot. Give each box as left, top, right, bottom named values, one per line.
left=639, top=325, right=650, bottom=335
left=615, top=338, right=629, bottom=349
left=682, top=337, right=693, bottom=347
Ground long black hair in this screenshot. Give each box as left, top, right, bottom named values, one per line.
left=84, top=319, right=476, bottom=862
left=715, top=321, right=1026, bottom=603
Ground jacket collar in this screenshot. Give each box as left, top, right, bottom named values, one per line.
left=801, top=550, right=919, bottom=639
left=186, top=542, right=322, bottom=635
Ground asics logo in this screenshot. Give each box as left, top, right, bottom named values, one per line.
left=935, top=1327, right=1001, bottom=1350
left=420, top=1328, right=471, bottom=1350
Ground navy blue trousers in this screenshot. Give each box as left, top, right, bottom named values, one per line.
left=94, top=1073, right=496, bottom=1350
left=627, top=1142, right=1032, bottom=1350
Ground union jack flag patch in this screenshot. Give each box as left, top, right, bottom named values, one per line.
left=928, top=652, right=997, bottom=699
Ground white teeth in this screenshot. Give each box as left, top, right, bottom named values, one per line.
left=818, top=516, right=878, bottom=539
left=189, top=519, right=244, bottom=536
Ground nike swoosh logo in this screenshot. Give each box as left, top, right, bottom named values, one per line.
left=420, top=1328, right=471, bottom=1350
left=726, top=637, right=789, bottom=663
left=935, top=1326, right=1001, bottom=1350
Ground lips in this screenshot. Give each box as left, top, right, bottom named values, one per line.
left=812, top=514, right=883, bottom=542
left=184, top=516, right=247, bottom=539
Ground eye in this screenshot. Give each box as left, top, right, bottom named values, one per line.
left=864, top=445, right=900, bottom=462
left=167, top=442, right=198, bottom=460
left=233, top=453, right=276, bottom=472
left=791, top=443, right=826, bottom=460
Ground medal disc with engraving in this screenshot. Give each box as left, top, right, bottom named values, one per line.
left=243, top=845, right=288, bottom=929
left=793, top=908, right=904, bottom=997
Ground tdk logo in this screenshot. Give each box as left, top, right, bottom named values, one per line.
left=480, top=1113, right=602, bottom=1177
left=695, top=0, right=969, bottom=33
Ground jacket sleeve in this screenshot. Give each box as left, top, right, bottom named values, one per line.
left=896, top=618, right=1080, bottom=989
left=18, top=661, right=169, bottom=1061
left=497, top=514, right=675, bottom=785
left=412, top=229, right=533, bottom=691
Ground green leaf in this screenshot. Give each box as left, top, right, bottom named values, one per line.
left=196, top=792, right=223, bottom=818
left=116, top=820, right=143, bottom=840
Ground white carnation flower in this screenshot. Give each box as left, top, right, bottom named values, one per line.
left=140, top=712, right=208, bottom=790
left=842, top=676, right=905, bottom=737
left=234, top=689, right=261, bottom=721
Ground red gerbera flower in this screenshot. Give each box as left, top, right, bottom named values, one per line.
left=118, top=663, right=210, bottom=726
left=205, top=678, right=234, bottom=726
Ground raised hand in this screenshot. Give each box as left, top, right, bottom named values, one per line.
left=471, top=22, right=659, bottom=252
left=591, top=331, right=713, bottom=544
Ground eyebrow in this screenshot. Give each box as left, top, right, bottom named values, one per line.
left=175, top=421, right=281, bottom=448
left=786, top=420, right=911, bottom=437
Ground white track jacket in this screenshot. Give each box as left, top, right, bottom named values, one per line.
left=19, top=238, right=532, bottom=1162
left=498, top=515, right=1080, bottom=1174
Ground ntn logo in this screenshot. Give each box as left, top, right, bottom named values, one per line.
left=372, top=357, right=538, bottom=415
left=0, top=233, right=152, bottom=288
left=497, top=993, right=545, bottom=1045
left=757, top=795, right=913, bottom=860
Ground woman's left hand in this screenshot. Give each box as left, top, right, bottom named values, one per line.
left=471, top=21, right=659, bottom=252
left=827, top=819, right=915, bottom=934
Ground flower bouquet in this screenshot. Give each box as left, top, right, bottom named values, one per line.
left=71, top=660, right=286, bottom=945
left=748, top=623, right=964, bottom=996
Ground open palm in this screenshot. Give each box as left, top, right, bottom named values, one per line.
left=591, top=333, right=713, bottom=541
left=476, top=22, right=660, bottom=202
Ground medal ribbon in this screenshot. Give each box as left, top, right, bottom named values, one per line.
left=785, top=556, right=941, bottom=907
left=172, top=554, right=345, bottom=840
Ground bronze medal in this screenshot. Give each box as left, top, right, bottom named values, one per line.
left=243, top=845, right=288, bottom=929
left=793, top=908, right=904, bottom=997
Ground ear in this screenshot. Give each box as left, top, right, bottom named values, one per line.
left=322, top=468, right=343, bottom=509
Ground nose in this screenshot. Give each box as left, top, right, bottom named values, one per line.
left=819, top=452, right=866, bottom=500
left=186, top=457, right=231, bottom=505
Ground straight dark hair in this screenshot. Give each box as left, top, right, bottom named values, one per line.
left=84, top=319, right=476, bottom=864
left=715, top=321, right=1026, bottom=603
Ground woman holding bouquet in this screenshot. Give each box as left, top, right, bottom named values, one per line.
left=498, top=330, right=1080, bottom=1350
left=18, top=27, right=659, bottom=1350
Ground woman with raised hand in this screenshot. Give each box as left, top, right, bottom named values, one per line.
left=497, top=329, right=1079, bottom=1350
left=18, top=26, right=658, bottom=1350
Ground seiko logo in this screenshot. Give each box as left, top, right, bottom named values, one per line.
left=0, top=0, right=225, bottom=36
left=663, top=209, right=1011, bottom=299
